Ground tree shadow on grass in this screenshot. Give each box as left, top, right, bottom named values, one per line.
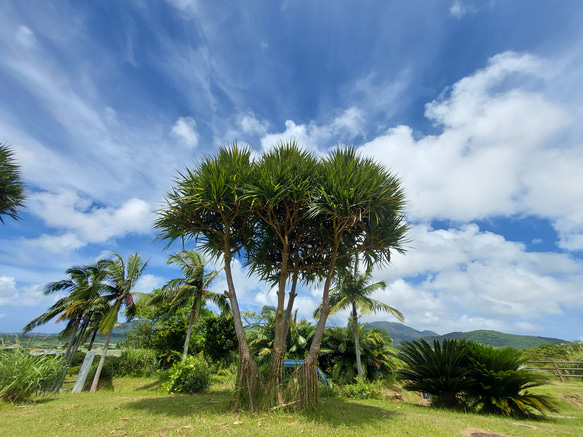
left=125, top=393, right=231, bottom=417
left=125, top=391, right=402, bottom=429
left=307, top=398, right=403, bottom=428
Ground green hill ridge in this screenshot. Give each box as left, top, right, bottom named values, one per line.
left=364, top=322, right=565, bottom=349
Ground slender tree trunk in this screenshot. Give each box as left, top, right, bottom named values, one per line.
left=270, top=247, right=289, bottom=405
left=63, top=316, right=81, bottom=363
left=90, top=329, right=112, bottom=392
left=87, top=327, right=98, bottom=351
left=298, top=247, right=339, bottom=410
left=224, top=248, right=261, bottom=411
left=182, top=298, right=198, bottom=362
left=281, top=269, right=299, bottom=354
left=352, top=303, right=363, bottom=380
left=67, top=316, right=90, bottom=366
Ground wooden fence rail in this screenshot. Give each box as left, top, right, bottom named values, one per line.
left=526, top=360, right=583, bottom=382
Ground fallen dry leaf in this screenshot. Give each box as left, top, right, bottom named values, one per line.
left=233, top=421, right=243, bottom=425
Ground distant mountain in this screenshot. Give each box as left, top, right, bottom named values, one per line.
left=364, top=321, right=438, bottom=345
left=423, top=330, right=565, bottom=349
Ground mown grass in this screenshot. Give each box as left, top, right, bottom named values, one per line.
left=1, top=376, right=581, bottom=437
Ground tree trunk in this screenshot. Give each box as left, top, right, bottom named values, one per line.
left=224, top=249, right=262, bottom=411
left=182, top=298, right=198, bottom=362
left=87, top=327, right=98, bottom=351
left=90, top=329, right=112, bottom=392
left=281, top=269, right=299, bottom=353
left=67, top=312, right=92, bottom=366
left=352, top=303, right=363, bottom=380
left=270, top=247, right=288, bottom=406
left=297, top=248, right=338, bottom=410
left=63, top=316, right=81, bottom=363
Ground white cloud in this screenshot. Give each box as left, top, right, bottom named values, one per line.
left=135, top=274, right=164, bottom=295
left=359, top=51, right=582, bottom=250
left=0, top=276, right=46, bottom=307
left=27, top=190, right=154, bottom=244
left=15, top=26, right=36, bottom=50
left=449, top=0, right=476, bottom=19
left=260, top=107, right=365, bottom=153
left=24, top=233, right=87, bottom=254
left=369, top=224, right=583, bottom=335
left=171, top=117, right=199, bottom=148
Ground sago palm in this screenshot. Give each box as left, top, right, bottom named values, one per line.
left=464, top=342, right=558, bottom=418
left=396, top=339, right=473, bottom=409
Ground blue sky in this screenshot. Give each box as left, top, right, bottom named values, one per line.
left=1, top=0, right=582, bottom=341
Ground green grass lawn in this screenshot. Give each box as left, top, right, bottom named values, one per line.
left=1, top=377, right=582, bottom=437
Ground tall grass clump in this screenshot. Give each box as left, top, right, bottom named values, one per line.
left=0, top=348, right=64, bottom=403
left=118, top=349, right=159, bottom=377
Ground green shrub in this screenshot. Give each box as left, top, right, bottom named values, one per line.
left=334, top=380, right=383, bottom=400
left=0, top=349, right=64, bottom=403
left=117, top=349, right=159, bottom=377
left=163, top=354, right=210, bottom=394
left=69, top=350, right=87, bottom=367
left=83, top=355, right=119, bottom=391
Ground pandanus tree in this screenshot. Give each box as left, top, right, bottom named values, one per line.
left=297, top=147, right=408, bottom=409
left=149, top=250, right=228, bottom=362
left=244, top=142, right=320, bottom=403
left=90, top=253, right=147, bottom=392
left=315, top=256, right=404, bottom=380
left=155, top=143, right=408, bottom=411
left=154, top=144, right=262, bottom=410
left=0, top=141, right=26, bottom=224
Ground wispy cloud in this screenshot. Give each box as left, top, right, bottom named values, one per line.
left=171, top=117, right=199, bottom=148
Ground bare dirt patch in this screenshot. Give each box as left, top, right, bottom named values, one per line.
left=461, top=427, right=514, bottom=437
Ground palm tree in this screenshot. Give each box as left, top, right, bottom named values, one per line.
left=23, top=264, right=105, bottom=363
left=316, top=257, right=403, bottom=380
left=150, top=250, right=228, bottom=362
left=319, top=325, right=396, bottom=384
left=90, top=253, right=147, bottom=392
left=154, top=143, right=262, bottom=410
left=0, top=141, right=26, bottom=223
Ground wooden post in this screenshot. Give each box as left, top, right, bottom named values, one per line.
left=552, top=360, right=565, bottom=382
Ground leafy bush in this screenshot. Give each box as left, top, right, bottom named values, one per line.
left=83, top=355, right=119, bottom=391
left=334, top=380, right=383, bottom=400
left=203, top=315, right=237, bottom=367
left=163, top=354, right=210, bottom=394
left=69, top=350, right=87, bottom=367
left=0, top=349, right=64, bottom=403
left=117, top=349, right=159, bottom=377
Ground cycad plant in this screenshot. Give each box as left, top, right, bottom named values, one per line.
left=396, top=339, right=473, bottom=409
left=396, top=339, right=559, bottom=417
left=464, top=342, right=558, bottom=418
